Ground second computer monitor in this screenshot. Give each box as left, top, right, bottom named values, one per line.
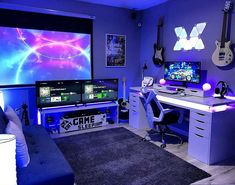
left=82, top=79, right=118, bottom=103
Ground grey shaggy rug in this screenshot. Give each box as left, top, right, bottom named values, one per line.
left=55, top=127, right=211, bottom=185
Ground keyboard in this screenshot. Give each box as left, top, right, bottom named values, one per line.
left=158, top=89, right=178, bottom=94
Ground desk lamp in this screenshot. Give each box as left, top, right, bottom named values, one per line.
left=0, top=134, right=17, bottom=185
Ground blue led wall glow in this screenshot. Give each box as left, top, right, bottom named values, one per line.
left=174, top=22, right=206, bottom=51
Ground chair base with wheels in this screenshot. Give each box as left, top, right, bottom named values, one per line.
left=140, top=88, right=184, bottom=148
left=142, top=124, right=183, bottom=148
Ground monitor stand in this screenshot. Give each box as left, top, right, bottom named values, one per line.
left=154, top=83, right=211, bottom=97
left=182, top=81, right=187, bottom=88
left=169, top=82, right=187, bottom=90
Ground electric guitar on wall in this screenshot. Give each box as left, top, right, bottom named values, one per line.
left=212, top=1, right=233, bottom=67
left=118, top=77, right=129, bottom=120
left=152, top=17, right=164, bottom=66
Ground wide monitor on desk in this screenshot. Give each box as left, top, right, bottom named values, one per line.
left=164, top=61, right=201, bottom=86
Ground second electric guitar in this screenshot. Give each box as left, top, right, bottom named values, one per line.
left=212, top=1, right=233, bottom=67
left=152, top=17, right=164, bottom=66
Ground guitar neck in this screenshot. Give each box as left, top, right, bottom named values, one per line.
left=221, top=11, right=228, bottom=48
left=122, top=79, right=126, bottom=102
left=156, top=26, right=161, bottom=49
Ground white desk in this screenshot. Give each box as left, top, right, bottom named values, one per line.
left=129, top=86, right=235, bottom=165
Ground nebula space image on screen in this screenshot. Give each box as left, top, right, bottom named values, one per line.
left=0, top=26, right=91, bottom=85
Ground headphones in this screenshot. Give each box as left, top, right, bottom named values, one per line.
left=214, top=81, right=228, bottom=98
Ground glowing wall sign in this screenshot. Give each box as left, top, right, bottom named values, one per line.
left=174, top=22, right=206, bottom=51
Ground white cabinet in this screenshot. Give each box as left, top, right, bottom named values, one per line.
left=129, top=92, right=149, bottom=129
left=190, top=111, right=212, bottom=138
left=188, top=110, right=212, bottom=164
left=188, top=109, right=235, bottom=164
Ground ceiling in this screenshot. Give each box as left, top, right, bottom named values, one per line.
left=77, top=0, right=169, bottom=10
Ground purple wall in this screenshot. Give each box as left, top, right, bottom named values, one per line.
left=140, top=0, right=235, bottom=94
left=0, top=0, right=141, bottom=123
left=2, top=0, right=235, bottom=124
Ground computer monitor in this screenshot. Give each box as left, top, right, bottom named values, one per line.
left=82, top=79, right=118, bottom=103
left=36, top=80, right=82, bottom=108
left=164, top=61, right=201, bottom=85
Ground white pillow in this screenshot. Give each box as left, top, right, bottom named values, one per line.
left=5, top=106, right=22, bottom=130
left=5, top=120, right=30, bottom=168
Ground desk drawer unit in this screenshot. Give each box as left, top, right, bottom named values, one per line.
left=190, top=111, right=212, bottom=123
left=129, top=95, right=139, bottom=111
left=188, top=110, right=212, bottom=164
left=129, top=92, right=148, bottom=129
left=190, top=111, right=212, bottom=138
left=129, top=93, right=139, bottom=104
left=188, top=132, right=210, bottom=164
left=129, top=92, right=140, bottom=128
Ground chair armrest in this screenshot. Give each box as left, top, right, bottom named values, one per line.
left=173, top=108, right=185, bottom=124
left=163, top=108, right=184, bottom=124
left=152, top=108, right=174, bottom=122
left=163, top=108, right=174, bottom=114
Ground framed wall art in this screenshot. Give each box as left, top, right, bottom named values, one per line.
left=105, top=34, right=126, bottom=67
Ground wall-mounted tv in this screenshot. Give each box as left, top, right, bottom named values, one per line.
left=36, top=80, right=82, bottom=108
left=82, top=79, right=118, bottom=104
left=0, top=8, right=93, bottom=87
left=164, top=61, right=201, bottom=84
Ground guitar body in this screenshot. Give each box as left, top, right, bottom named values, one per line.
left=212, top=1, right=233, bottom=67
left=118, top=98, right=129, bottom=121
left=153, top=17, right=164, bottom=66
left=212, top=40, right=233, bottom=66
left=118, top=98, right=129, bottom=109
left=153, top=44, right=164, bottom=66
left=118, top=78, right=129, bottom=120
